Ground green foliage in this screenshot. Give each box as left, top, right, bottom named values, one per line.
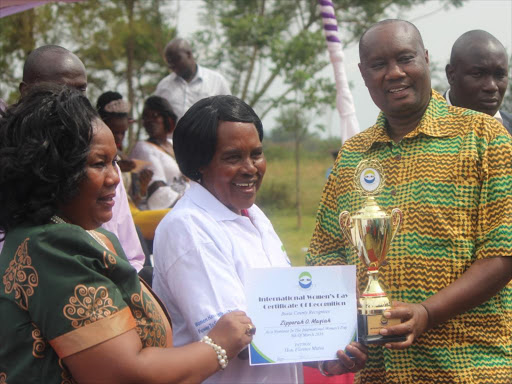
left=194, top=0, right=464, bottom=121
left=0, top=0, right=176, bottom=148
left=256, top=181, right=293, bottom=210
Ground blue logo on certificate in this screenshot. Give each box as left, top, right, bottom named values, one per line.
left=298, top=271, right=312, bottom=289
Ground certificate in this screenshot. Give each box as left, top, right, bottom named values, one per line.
left=245, top=266, right=357, bottom=365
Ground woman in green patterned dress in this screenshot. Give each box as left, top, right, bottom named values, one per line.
left=0, top=84, right=254, bottom=383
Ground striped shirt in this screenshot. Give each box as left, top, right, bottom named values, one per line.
left=307, top=89, right=512, bottom=383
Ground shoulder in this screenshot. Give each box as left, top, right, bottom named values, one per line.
left=199, top=65, right=227, bottom=81
left=1, top=224, right=100, bottom=268
left=130, top=141, right=153, bottom=156
left=500, top=110, right=512, bottom=132
left=155, top=74, right=176, bottom=89
left=156, top=195, right=226, bottom=246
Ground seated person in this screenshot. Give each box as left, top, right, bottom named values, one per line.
left=97, top=91, right=168, bottom=247
left=130, top=96, right=188, bottom=210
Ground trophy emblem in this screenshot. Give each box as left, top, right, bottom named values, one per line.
left=339, top=159, right=405, bottom=344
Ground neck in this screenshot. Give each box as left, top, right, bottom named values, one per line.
left=385, top=104, right=429, bottom=142
left=149, top=136, right=168, bottom=146
left=183, top=64, right=197, bottom=83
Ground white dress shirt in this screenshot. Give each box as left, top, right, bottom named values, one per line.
left=153, top=182, right=303, bottom=384
left=154, top=65, right=231, bottom=121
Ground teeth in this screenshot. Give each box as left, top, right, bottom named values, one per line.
left=389, top=87, right=407, bottom=93
left=235, top=183, right=254, bottom=187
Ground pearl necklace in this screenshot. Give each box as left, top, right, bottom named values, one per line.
left=50, top=215, right=109, bottom=250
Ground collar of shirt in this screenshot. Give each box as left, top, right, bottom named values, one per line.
left=186, top=181, right=244, bottom=222
left=445, top=87, right=503, bottom=124
left=171, top=64, right=205, bottom=85
left=355, top=89, right=460, bottom=152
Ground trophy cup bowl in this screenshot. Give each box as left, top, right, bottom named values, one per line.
left=338, top=159, right=405, bottom=344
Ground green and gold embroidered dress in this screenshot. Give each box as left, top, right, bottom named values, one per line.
left=307, top=90, right=512, bottom=383
left=0, top=223, right=172, bottom=383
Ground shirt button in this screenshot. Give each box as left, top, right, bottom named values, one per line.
left=394, top=154, right=401, bottom=161
left=390, top=189, right=397, bottom=196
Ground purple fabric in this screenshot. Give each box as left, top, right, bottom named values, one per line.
left=326, top=35, right=341, bottom=43
left=318, top=0, right=334, bottom=6
left=320, top=12, right=336, bottom=19
left=323, top=24, right=338, bottom=31
left=0, top=0, right=84, bottom=18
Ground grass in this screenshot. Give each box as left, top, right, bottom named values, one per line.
left=256, top=142, right=337, bottom=266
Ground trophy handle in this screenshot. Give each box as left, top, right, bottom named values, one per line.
left=390, top=208, right=402, bottom=243
left=339, top=211, right=356, bottom=249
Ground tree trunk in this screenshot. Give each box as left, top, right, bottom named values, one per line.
left=125, top=0, right=136, bottom=149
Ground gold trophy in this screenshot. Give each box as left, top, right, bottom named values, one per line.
left=339, top=159, right=405, bottom=344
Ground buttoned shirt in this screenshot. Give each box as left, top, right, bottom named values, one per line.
left=153, top=182, right=303, bottom=384
left=154, top=65, right=231, bottom=121
left=307, top=90, right=512, bottom=383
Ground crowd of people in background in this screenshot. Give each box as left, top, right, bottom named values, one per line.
left=0, top=19, right=510, bottom=384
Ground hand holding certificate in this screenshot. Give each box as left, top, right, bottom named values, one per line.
left=245, top=266, right=363, bottom=367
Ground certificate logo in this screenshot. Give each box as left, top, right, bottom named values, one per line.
left=298, top=271, right=312, bottom=289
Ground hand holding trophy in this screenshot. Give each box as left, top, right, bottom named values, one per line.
left=339, top=159, right=405, bottom=345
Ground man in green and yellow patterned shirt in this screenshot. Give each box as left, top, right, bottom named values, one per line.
left=307, top=19, right=512, bottom=383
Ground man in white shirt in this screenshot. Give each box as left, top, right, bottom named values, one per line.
left=154, top=38, right=231, bottom=121
left=444, top=30, right=511, bottom=134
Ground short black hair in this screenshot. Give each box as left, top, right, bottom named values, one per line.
left=143, top=95, right=177, bottom=133
left=0, top=83, right=97, bottom=238
left=173, top=95, right=263, bottom=181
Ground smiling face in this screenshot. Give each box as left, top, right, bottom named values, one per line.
left=200, top=121, right=266, bottom=214
left=58, top=120, right=120, bottom=230
left=446, top=39, right=509, bottom=116
left=358, top=21, right=431, bottom=120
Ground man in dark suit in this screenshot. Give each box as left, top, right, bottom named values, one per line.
left=445, top=30, right=511, bottom=134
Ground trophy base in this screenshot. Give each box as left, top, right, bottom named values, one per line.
left=357, top=313, right=407, bottom=345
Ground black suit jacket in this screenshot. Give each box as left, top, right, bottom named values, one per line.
left=500, top=109, right=512, bottom=135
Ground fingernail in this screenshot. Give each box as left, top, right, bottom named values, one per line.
left=380, top=328, right=388, bottom=335
left=384, top=311, right=391, bottom=318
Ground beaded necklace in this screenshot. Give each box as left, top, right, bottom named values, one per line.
left=50, top=215, right=109, bottom=250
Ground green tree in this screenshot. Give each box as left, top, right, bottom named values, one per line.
left=192, top=0, right=463, bottom=224
left=0, top=0, right=176, bottom=149
left=194, top=0, right=464, bottom=121
left=54, top=0, right=176, bottom=148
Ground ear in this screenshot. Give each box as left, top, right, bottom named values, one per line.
left=445, top=63, right=455, bottom=85
left=19, top=81, right=27, bottom=96
left=424, top=49, right=429, bottom=65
